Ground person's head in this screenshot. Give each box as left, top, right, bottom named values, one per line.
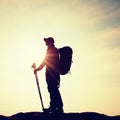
left=44, top=37, right=54, bottom=46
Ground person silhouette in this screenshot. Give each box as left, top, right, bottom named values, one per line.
left=34, top=37, right=63, bottom=113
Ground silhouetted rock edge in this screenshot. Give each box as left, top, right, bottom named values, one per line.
left=0, top=112, right=120, bottom=120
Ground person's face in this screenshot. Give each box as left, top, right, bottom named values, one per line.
left=45, top=41, right=50, bottom=46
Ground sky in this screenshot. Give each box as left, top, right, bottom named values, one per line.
left=0, top=0, right=120, bottom=116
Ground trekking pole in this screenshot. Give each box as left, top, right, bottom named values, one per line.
left=31, top=63, right=44, bottom=111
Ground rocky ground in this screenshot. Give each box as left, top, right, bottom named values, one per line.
left=0, top=112, right=120, bottom=120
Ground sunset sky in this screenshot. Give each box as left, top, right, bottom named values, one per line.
left=0, top=0, right=120, bottom=116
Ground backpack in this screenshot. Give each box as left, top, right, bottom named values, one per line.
left=58, top=46, right=73, bottom=75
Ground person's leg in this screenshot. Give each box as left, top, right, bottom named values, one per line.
left=49, top=87, right=63, bottom=113
left=46, top=74, right=63, bottom=113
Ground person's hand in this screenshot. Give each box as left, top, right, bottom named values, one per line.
left=34, top=69, right=38, bottom=74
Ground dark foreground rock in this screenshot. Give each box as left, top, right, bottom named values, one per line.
left=0, top=112, right=120, bottom=120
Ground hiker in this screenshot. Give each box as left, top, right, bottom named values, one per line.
left=34, top=37, right=63, bottom=113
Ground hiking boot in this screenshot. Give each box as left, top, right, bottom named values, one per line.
left=43, top=107, right=64, bottom=114
left=43, top=107, right=55, bottom=114
left=55, top=107, right=64, bottom=114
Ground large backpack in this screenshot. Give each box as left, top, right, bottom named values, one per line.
left=58, top=46, right=73, bottom=75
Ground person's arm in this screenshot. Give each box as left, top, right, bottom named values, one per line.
left=34, top=61, right=45, bottom=74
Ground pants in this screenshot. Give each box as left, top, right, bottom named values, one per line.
left=46, top=72, right=63, bottom=109
left=49, top=85, right=63, bottom=109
